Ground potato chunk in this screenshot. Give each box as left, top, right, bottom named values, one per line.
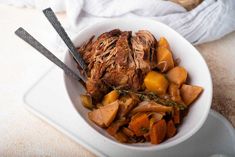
left=166, top=66, right=187, bottom=86
left=88, top=109, right=104, bottom=127
left=168, top=83, right=182, bottom=103
left=144, top=71, right=169, bottom=95
left=158, top=37, right=170, bottom=49
left=180, top=84, right=203, bottom=106
left=102, top=90, right=120, bottom=106
left=157, top=47, right=174, bottom=72
left=88, top=101, right=119, bottom=127
left=80, top=94, right=93, bottom=109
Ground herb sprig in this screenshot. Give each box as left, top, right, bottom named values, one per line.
left=117, top=89, right=187, bottom=110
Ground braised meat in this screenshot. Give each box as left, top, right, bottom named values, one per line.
left=77, top=29, right=158, bottom=100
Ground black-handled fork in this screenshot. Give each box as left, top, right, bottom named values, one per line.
left=43, top=8, right=87, bottom=73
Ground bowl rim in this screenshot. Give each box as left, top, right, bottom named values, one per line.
left=64, top=17, right=213, bottom=151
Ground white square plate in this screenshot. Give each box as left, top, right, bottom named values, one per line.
left=23, top=67, right=235, bottom=157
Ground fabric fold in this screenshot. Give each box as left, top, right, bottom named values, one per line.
left=1, top=0, right=235, bottom=44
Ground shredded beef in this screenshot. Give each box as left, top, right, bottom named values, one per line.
left=77, top=29, right=158, bottom=101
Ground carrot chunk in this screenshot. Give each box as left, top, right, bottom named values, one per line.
left=150, top=119, right=167, bottom=144
left=128, top=114, right=150, bottom=136
left=106, top=118, right=128, bottom=136
left=114, top=131, right=128, bottom=143
left=167, top=120, right=176, bottom=138
left=122, top=127, right=135, bottom=137
left=173, top=108, right=181, bottom=124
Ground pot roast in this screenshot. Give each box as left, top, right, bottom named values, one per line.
left=77, top=29, right=158, bottom=100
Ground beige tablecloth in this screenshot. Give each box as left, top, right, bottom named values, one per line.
left=0, top=4, right=234, bottom=157
left=197, top=35, right=235, bottom=127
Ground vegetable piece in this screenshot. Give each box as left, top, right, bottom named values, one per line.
left=107, top=118, right=129, bottom=136
left=148, top=112, right=164, bottom=120
left=157, top=47, right=174, bottom=72
left=96, top=103, right=103, bottom=108
left=144, top=133, right=150, bottom=141
left=80, top=94, right=93, bottom=109
left=131, top=112, right=145, bottom=120
left=88, top=100, right=119, bottom=127
left=102, top=90, right=120, bottom=106
left=167, top=120, right=176, bottom=138
left=100, top=101, right=120, bottom=127
left=117, top=89, right=186, bottom=110
left=149, top=118, right=156, bottom=131
left=130, top=101, right=172, bottom=115
left=168, top=83, right=182, bottom=103
left=158, top=37, right=170, bottom=49
left=180, top=84, right=203, bottom=106
left=128, top=113, right=150, bottom=136
left=173, top=108, right=180, bottom=124
left=144, top=71, right=169, bottom=95
left=122, top=127, right=135, bottom=137
left=150, top=119, right=167, bottom=144
left=166, top=66, right=187, bottom=86
left=149, top=113, right=164, bottom=133
left=149, top=112, right=163, bottom=127
left=88, top=109, right=105, bottom=127
left=141, top=82, right=146, bottom=90
left=117, top=95, right=139, bottom=119
left=114, top=131, right=128, bottom=143
left=181, top=108, right=189, bottom=118
left=156, top=61, right=168, bottom=73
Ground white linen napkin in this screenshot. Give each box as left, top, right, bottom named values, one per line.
left=1, top=0, right=235, bottom=45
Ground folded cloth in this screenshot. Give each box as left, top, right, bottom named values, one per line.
left=2, top=0, right=235, bottom=45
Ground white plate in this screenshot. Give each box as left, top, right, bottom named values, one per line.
left=23, top=67, right=235, bottom=157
